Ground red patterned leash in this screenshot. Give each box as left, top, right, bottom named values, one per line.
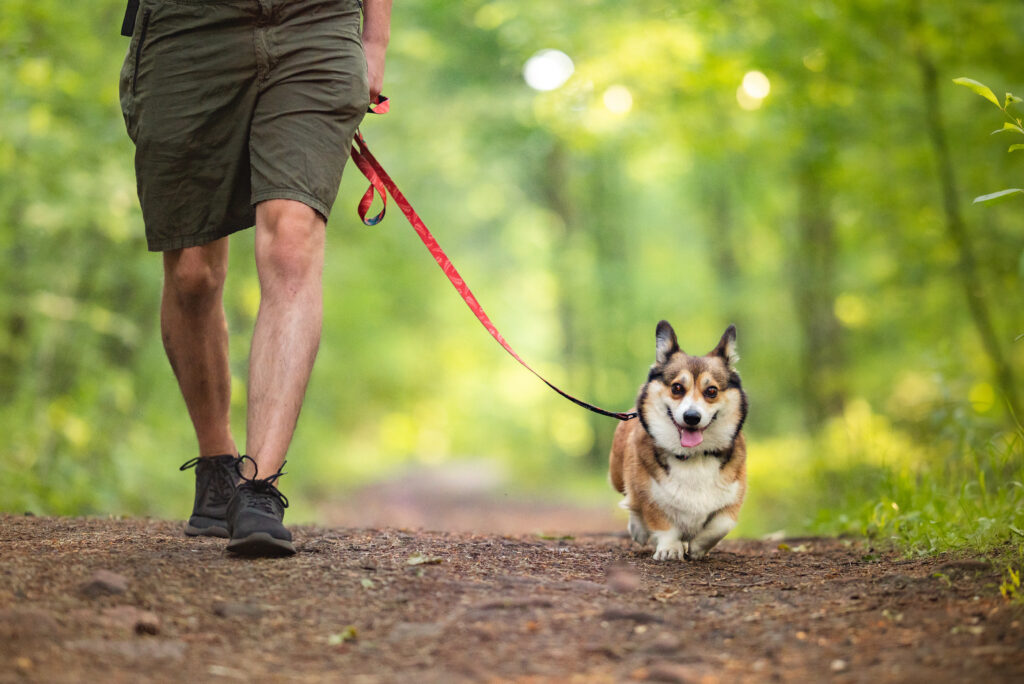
left=349, top=128, right=637, bottom=422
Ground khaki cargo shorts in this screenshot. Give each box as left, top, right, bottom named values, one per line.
left=119, top=0, right=369, bottom=252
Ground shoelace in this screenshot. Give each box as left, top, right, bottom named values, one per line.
left=234, top=455, right=290, bottom=513
left=179, top=455, right=240, bottom=506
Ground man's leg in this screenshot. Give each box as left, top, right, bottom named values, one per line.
left=163, top=239, right=241, bottom=538
left=161, top=238, right=236, bottom=457
left=244, top=198, right=326, bottom=478
left=222, top=199, right=321, bottom=556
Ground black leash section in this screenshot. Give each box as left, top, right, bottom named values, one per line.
left=350, top=131, right=638, bottom=422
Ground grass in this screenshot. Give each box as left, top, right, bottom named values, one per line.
left=737, top=399, right=1024, bottom=602
left=809, top=421, right=1024, bottom=603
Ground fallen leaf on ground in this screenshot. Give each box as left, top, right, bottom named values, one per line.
left=406, top=552, right=443, bottom=566
left=328, top=626, right=358, bottom=645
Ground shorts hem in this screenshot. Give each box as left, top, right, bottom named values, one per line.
left=252, top=188, right=332, bottom=220
left=146, top=223, right=252, bottom=252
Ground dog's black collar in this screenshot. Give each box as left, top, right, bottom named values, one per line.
left=672, top=447, right=729, bottom=460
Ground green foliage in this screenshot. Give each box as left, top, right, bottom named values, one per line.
left=824, top=432, right=1022, bottom=556
left=813, top=421, right=1024, bottom=602
left=741, top=401, right=1024, bottom=599
left=954, top=76, right=1024, bottom=203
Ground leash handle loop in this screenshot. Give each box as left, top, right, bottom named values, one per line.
left=353, top=136, right=387, bottom=226
left=350, top=131, right=637, bottom=422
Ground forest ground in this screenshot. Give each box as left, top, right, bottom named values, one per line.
left=2, top=477, right=1022, bottom=684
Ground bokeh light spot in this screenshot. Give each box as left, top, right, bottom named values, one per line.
left=602, top=85, right=634, bottom=115
left=523, top=49, right=575, bottom=91
left=737, top=70, right=771, bottom=110
left=742, top=70, right=771, bottom=98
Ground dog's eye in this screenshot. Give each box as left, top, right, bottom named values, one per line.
left=671, top=383, right=684, bottom=396
left=704, top=387, right=719, bottom=399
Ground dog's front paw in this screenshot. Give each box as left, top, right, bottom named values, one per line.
left=652, top=540, right=685, bottom=561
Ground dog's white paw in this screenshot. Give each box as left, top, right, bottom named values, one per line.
left=628, top=513, right=649, bottom=545
left=652, top=540, right=685, bottom=561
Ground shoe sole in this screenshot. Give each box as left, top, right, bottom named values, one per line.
left=226, top=532, right=296, bottom=557
left=185, top=524, right=229, bottom=538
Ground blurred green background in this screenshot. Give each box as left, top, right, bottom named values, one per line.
left=2, top=1, right=1022, bottom=552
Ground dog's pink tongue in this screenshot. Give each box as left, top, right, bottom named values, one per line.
left=680, top=428, right=703, bottom=448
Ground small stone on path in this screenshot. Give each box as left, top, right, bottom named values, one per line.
left=646, top=632, right=683, bottom=653
left=80, top=569, right=128, bottom=597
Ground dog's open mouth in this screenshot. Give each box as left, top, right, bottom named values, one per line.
left=678, top=426, right=704, bottom=448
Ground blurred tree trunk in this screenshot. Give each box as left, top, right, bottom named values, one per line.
left=709, top=175, right=740, bottom=286
left=916, top=49, right=1023, bottom=421
left=542, top=141, right=582, bottom=380
left=703, top=169, right=743, bottom=326
left=584, top=148, right=633, bottom=466
left=541, top=141, right=595, bottom=459
left=793, top=156, right=845, bottom=430
left=541, top=143, right=632, bottom=467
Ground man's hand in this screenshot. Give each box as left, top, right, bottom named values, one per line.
left=362, top=0, right=392, bottom=104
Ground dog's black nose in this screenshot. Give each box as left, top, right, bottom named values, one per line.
left=683, top=409, right=702, bottom=426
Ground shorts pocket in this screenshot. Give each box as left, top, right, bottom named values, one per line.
left=132, top=10, right=152, bottom=97
left=119, top=7, right=152, bottom=139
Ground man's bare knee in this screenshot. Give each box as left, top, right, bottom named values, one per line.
left=255, top=200, right=325, bottom=284
left=163, top=244, right=228, bottom=308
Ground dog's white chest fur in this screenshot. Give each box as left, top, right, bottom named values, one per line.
left=649, top=456, right=739, bottom=540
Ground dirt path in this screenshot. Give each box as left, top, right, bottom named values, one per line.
left=1, top=514, right=1021, bottom=683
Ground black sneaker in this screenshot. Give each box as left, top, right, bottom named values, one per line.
left=225, top=456, right=295, bottom=557
left=179, top=454, right=240, bottom=538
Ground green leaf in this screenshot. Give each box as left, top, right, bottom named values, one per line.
left=973, top=188, right=1024, bottom=204
left=953, top=77, right=1001, bottom=107
left=1006, top=93, right=1023, bottom=108
left=991, top=123, right=1024, bottom=135
left=1009, top=145, right=1024, bottom=153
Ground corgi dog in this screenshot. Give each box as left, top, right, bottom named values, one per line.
left=609, top=321, right=748, bottom=561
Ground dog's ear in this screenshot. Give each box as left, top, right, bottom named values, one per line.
left=655, top=320, right=680, bottom=364
left=711, top=324, right=739, bottom=367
